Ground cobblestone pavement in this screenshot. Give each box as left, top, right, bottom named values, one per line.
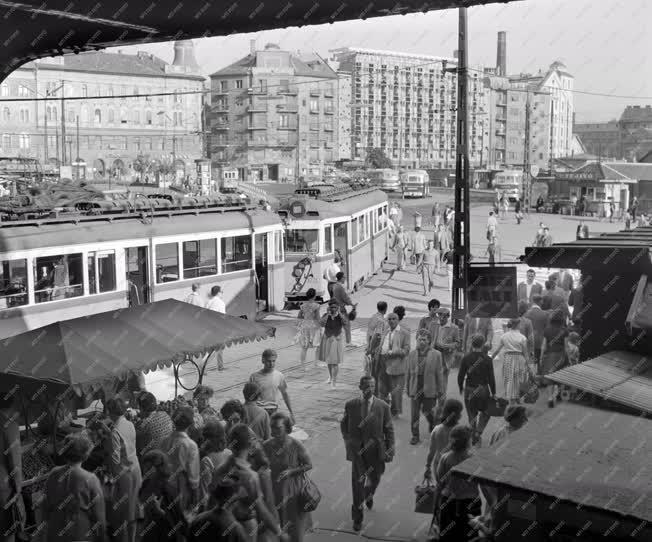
left=142, top=203, right=625, bottom=541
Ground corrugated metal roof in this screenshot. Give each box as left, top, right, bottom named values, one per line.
left=452, top=403, right=652, bottom=523
left=0, top=210, right=280, bottom=253
left=546, top=350, right=652, bottom=414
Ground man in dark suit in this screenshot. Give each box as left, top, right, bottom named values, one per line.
left=524, top=294, right=550, bottom=373
left=341, top=375, right=395, bottom=532
left=517, top=268, right=543, bottom=305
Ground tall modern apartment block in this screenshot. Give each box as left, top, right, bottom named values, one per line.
left=331, top=47, right=487, bottom=168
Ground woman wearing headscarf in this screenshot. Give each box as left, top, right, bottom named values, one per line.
left=490, top=319, right=533, bottom=404
left=44, top=433, right=106, bottom=542
left=263, top=412, right=314, bottom=542
left=104, top=397, right=142, bottom=542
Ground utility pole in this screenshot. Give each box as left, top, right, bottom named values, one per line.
left=76, top=115, right=80, bottom=180
left=523, top=91, right=531, bottom=214
left=452, top=7, right=470, bottom=319
left=295, top=113, right=301, bottom=183
left=60, top=80, right=66, bottom=165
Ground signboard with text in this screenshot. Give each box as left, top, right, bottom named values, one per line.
left=467, top=266, right=517, bottom=318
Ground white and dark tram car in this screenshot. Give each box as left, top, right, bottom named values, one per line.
left=0, top=194, right=286, bottom=340
left=278, top=182, right=389, bottom=308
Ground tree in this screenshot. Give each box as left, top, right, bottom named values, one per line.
left=132, top=154, right=152, bottom=182
left=365, top=147, right=393, bottom=169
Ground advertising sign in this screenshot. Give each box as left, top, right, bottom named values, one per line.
left=467, top=266, right=517, bottom=318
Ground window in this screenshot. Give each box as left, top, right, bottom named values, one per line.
left=279, top=114, right=289, bottom=128
left=0, top=258, right=28, bottom=308
left=155, top=243, right=179, bottom=283
left=183, top=239, right=217, bottom=278
left=34, top=254, right=83, bottom=303
left=19, top=109, right=29, bottom=122
left=285, top=229, right=319, bottom=253
left=274, top=231, right=284, bottom=263
left=0, top=83, right=8, bottom=97
left=146, top=111, right=153, bottom=125
left=94, top=109, right=102, bottom=124
left=221, top=235, right=251, bottom=273
left=18, top=134, right=29, bottom=149
left=309, top=99, right=318, bottom=113
left=108, top=86, right=114, bottom=97
left=108, top=109, right=115, bottom=123
left=324, top=225, right=333, bottom=254
left=87, top=251, right=116, bottom=294
left=235, top=80, right=243, bottom=89
left=358, top=214, right=367, bottom=242
left=351, top=218, right=359, bottom=246
left=134, top=111, right=140, bottom=124
left=81, top=85, right=88, bottom=97
left=2, top=108, right=9, bottom=121
left=220, top=80, right=228, bottom=91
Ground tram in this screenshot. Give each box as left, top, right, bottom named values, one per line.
left=0, top=195, right=285, bottom=340
left=278, top=182, right=389, bottom=307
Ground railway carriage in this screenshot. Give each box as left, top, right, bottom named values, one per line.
left=278, top=183, right=389, bottom=306
left=0, top=200, right=285, bottom=340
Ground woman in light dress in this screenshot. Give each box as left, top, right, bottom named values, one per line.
left=317, top=301, right=346, bottom=388
left=490, top=319, right=534, bottom=404
left=297, top=288, right=321, bottom=370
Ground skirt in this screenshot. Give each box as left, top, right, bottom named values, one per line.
left=502, top=352, right=529, bottom=401
left=318, top=334, right=344, bottom=365
left=298, top=322, right=320, bottom=349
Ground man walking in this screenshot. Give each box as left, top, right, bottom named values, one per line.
left=249, top=349, right=295, bottom=424
left=406, top=330, right=445, bottom=445
left=205, top=285, right=226, bottom=370
left=418, top=299, right=441, bottom=350
left=377, top=313, right=410, bottom=417
left=332, top=271, right=357, bottom=347
left=184, top=283, right=203, bottom=306
left=420, top=240, right=439, bottom=296
left=392, top=226, right=409, bottom=271
left=524, top=294, right=549, bottom=374
left=462, top=314, right=493, bottom=354
left=517, top=269, right=543, bottom=305
left=323, top=256, right=341, bottom=300
left=367, top=301, right=388, bottom=349
left=434, top=308, right=460, bottom=393
left=412, top=226, right=427, bottom=269
left=341, top=376, right=395, bottom=532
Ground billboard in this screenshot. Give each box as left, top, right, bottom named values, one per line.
left=467, top=266, right=517, bottom=318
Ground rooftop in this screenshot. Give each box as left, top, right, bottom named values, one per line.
left=452, top=403, right=652, bottom=524
left=331, top=47, right=457, bottom=64
left=620, top=105, right=652, bottom=123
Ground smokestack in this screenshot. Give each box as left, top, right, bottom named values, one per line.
left=250, top=39, right=256, bottom=54
left=496, top=31, right=506, bottom=76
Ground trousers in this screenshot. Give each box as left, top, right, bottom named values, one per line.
left=410, top=394, right=437, bottom=438
left=351, top=450, right=384, bottom=524
left=379, top=373, right=405, bottom=416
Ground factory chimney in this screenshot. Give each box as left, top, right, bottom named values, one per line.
left=496, top=31, right=507, bottom=76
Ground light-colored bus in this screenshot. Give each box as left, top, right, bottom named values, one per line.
left=400, top=169, right=430, bottom=198
left=367, top=169, right=401, bottom=192
left=493, top=170, right=523, bottom=202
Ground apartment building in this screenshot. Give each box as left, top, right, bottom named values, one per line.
left=331, top=47, right=487, bottom=169
left=208, top=42, right=339, bottom=182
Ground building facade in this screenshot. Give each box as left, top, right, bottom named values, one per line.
left=331, top=47, right=488, bottom=169
left=618, top=105, right=652, bottom=161
left=0, top=41, right=205, bottom=181
left=573, top=120, right=621, bottom=159
left=208, top=42, right=339, bottom=182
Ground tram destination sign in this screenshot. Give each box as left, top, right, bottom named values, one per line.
left=467, top=266, right=517, bottom=318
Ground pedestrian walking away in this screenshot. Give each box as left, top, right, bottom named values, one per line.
left=296, top=288, right=321, bottom=369
left=331, top=271, right=358, bottom=347
left=420, top=240, right=439, bottom=295
left=341, top=376, right=395, bottom=532
left=490, top=319, right=533, bottom=404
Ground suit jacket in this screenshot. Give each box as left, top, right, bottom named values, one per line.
left=517, top=281, right=543, bottom=304
left=551, top=271, right=574, bottom=292
left=406, top=349, right=445, bottom=399
left=462, top=316, right=493, bottom=352
left=341, top=396, right=395, bottom=465
left=378, top=327, right=411, bottom=375
left=523, top=305, right=549, bottom=348
left=435, top=323, right=461, bottom=369
left=542, top=289, right=568, bottom=314
left=517, top=317, right=534, bottom=355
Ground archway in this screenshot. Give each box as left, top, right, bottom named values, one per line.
left=110, top=159, right=126, bottom=181
left=93, top=158, right=106, bottom=180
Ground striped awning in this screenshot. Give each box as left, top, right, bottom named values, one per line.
left=546, top=350, right=652, bottom=414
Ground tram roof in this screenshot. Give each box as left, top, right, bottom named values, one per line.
left=0, top=1, right=508, bottom=76
left=282, top=188, right=388, bottom=220
left=0, top=209, right=280, bottom=253
left=452, top=402, right=652, bottom=524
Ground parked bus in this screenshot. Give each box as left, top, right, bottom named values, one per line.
left=367, top=169, right=401, bottom=192
left=493, top=170, right=523, bottom=202
left=400, top=169, right=430, bottom=198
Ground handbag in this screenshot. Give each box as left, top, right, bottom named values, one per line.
left=519, top=372, right=540, bottom=404
left=486, top=396, right=509, bottom=417
left=347, top=309, right=357, bottom=321
left=415, top=479, right=438, bottom=514
left=298, top=473, right=322, bottom=512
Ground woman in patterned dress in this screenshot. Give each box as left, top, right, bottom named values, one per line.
left=297, top=288, right=321, bottom=370
left=263, top=412, right=313, bottom=542
left=317, top=301, right=345, bottom=388
left=490, top=319, right=533, bottom=404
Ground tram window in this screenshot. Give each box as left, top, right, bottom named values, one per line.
left=34, top=254, right=83, bottom=303
left=274, top=231, right=284, bottom=263
left=358, top=215, right=367, bottom=243
left=221, top=235, right=252, bottom=273
left=183, top=239, right=217, bottom=278
left=285, top=230, right=319, bottom=253
left=155, top=243, right=179, bottom=283
left=88, top=251, right=117, bottom=294
left=351, top=218, right=359, bottom=246
left=324, top=225, right=333, bottom=254
left=0, top=258, right=28, bottom=309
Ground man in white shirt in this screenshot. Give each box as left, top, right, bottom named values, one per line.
left=184, top=283, right=203, bottom=306
left=205, top=285, right=225, bottom=313
left=323, top=257, right=341, bottom=300
left=249, top=349, right=295, bottom=424
left=517, top=269, right=543, bottom=305
left=412, top=226, right=427, bottom=269
left=487, top=211, right=498, bottom=239
left=205, top=285, right=225, bottom=370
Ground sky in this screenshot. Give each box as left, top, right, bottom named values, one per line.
left=120, top=0, right=652, bottom=123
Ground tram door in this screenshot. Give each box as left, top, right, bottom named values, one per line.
left=254, top=234, right=269, bottom=312
left=333, top=222, right=349, bottom=286
left=125, top=246, right=150, bottom=306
